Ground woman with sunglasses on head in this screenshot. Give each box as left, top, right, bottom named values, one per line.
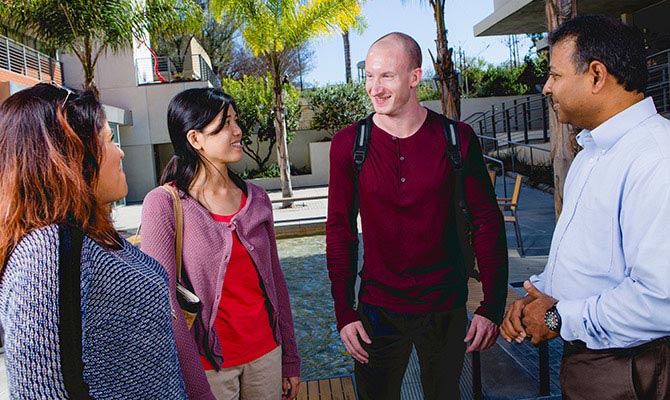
left=0, top=83, right=187, bottom=399
left=140, top=88, right=301, bottom=400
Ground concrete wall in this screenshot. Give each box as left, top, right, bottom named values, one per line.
left=62, top=43, right=211, bottom=202
left=422, top=94, right=543, bottom=121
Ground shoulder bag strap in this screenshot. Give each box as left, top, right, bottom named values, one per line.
left=161, top=184, right=184, bottom=282
left=58, top=225, right=94, bottom=399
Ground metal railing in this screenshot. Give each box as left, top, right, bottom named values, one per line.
left=136, top=54, right=221, bottom=88
left=0, top=34, right=63, bottom=84
left=466, top=95, right=550, bottom=153
left=647, top=49, right=670, bottom=115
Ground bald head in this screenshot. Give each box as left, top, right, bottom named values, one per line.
left=370, top=32, right=422, bottom=70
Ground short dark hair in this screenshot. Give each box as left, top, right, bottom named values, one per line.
left=548, top=15, right=647, bottom=93
left=372, top=32, right=422, bottom=69
left=161, top=88, right=238, bottom=192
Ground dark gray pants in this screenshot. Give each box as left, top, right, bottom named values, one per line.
left=354, top=303, right=467, bottom=400
left=561, top=337, right=670, bottom=399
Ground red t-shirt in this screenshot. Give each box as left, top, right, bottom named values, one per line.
left=201, top=193, right=277, bottom=369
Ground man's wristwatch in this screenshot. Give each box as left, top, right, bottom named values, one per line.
left=544, top=304, right=561, bottom=333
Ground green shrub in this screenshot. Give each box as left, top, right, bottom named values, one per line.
left=222, top=74, right=301, bottom=172
left=307, top=83, right=372, bottom=137
left=416, top=80, right=440, bottom=102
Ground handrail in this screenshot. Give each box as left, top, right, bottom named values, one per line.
left=462, top=111, right=487, bottom=123
left=136, top=54, right=221, bottom=87
left=0, top=34, right=62, bottom=84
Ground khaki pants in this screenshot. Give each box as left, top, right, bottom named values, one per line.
left=206, top=346, right=282, bottom=400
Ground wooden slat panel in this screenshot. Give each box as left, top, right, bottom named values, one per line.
left=307, top=380, right=320, bottom=399
left=341, top=376, right=356, bottom=400
left=318, top=379, right=332, bottom=399
left=329, top=378, right=345, bottom=400
left=300, top=377, right=357, bottom=400
left=296, top=382, right=309, bottom=400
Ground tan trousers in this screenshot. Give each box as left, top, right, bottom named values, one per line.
left=205, top=346, right=282, bottom=400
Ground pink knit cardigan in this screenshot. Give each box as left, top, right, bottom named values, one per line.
left=141, top=180, right=300, bottom=399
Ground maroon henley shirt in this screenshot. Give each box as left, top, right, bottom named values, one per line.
left=326, top=109, right=508, bottom=332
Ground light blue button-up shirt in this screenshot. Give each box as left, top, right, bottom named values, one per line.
left=531, top=97, right=670, bottom=350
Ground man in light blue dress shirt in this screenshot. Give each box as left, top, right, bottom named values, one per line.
left=501, top=15, right=670, bottom=399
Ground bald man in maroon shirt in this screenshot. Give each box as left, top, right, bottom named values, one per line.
left=326, top=32, right=508, bottom=400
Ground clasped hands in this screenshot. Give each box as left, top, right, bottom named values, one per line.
left=500, top=280, right=559, bottom=345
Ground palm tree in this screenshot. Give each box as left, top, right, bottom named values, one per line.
left=341, top=14, right=367, bottom=83
left=0, top=0, right=203, bottom=92
left=210, top=0, right=361, bottom=199
left=545, top=0, right=578, bottom=217
left=402, top=0, right=460, bottom=119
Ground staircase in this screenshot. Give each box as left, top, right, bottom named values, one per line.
left=467, top=47, right=670, bottom=150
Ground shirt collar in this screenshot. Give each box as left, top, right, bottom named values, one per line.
left=586, top=97, right=657, bottom=152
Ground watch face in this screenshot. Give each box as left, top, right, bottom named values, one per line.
left=545, top=307, right=561, bottom=332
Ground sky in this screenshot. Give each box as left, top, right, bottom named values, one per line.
left=303, top=0, right=533, bottom=85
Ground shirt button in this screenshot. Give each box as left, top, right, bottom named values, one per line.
left=588, top=158, right=594, bottom=164
left=249, top=246, right=255, bottom=251
left=400, top=156, right=405, bottom=161
left=400, top=178, right=406, bottom=183
left=603, top=340, right=609, bottom=346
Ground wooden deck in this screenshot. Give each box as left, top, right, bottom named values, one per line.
left=296, top=375, right=356, bottom=400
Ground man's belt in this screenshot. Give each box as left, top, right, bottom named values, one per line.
left=563, top=336, right=670, bottom=357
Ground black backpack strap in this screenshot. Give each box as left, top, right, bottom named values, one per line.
left=440, top=116, right=480, bottom=281
left=348, top=112, right=374, bottom=306
left=58, top=225, right=94, bottom=399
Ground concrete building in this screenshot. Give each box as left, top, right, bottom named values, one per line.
left=61, top=38, right=219, bottom=203
left=474, top=0, right=670, bottom=55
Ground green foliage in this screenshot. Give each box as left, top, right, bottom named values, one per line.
left=460, top=56, right=548, bottom=98
left=0, top=0, right=203, bottom=90
left=221, top=75, right=301, bottom=171
left=416, top=80, right=440, bottom=102
left=307, top=83, right=371, bottom=137
left=210, top=0, right=363, bottom=193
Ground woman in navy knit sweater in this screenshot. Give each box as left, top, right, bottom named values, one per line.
left=0, top=83, right=187, bottom=399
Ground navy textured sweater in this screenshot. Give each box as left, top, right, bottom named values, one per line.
left=0, top=225, right=187, bottom=399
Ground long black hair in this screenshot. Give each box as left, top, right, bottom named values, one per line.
left=160, top=88, right=238, bottom=192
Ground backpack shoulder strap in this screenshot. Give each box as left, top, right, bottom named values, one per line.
left=440, top=115, right=463, bottom=170
left=353, top=113, right=374, bottom=176
left=439, top=116, right=480, bottom=281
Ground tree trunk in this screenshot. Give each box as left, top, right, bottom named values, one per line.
left=431, top=0, right=460, bottom=120
left=343, top=30, right=352, bottom=83
left=82, top=37, right=98, bottom=94
left=546, top=0, right=578, bottom=218
left=271, top=55, right=293, bottom=204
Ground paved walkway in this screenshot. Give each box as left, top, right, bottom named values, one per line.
left=0, top=177, right=557, bottom=399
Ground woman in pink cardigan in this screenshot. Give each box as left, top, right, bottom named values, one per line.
left=141, top=88, right=301, bottom=400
